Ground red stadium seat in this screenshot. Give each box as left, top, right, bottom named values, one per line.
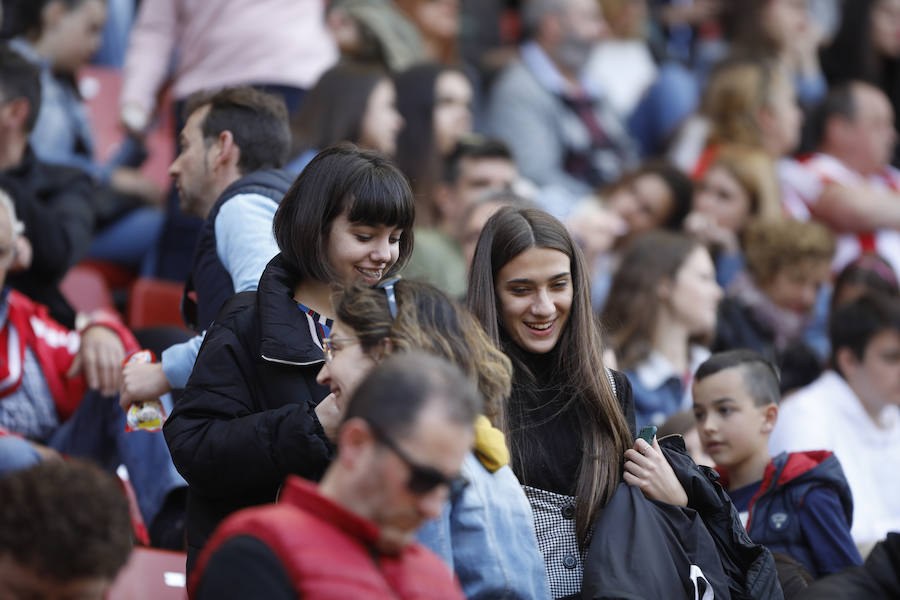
left=78, top=65, right=175, bottom=190
left=59, top=264, right=117, bottom=314
left=126, top=278, right=188, bottom=331
left=107, top=547, right=187, bottom=600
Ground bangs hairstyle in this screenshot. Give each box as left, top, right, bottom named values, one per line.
left=466, top=206, right=632, bottom=546
left=335, top=279, right=512, bottom=422
left=273, top=143, right=415, bottom=282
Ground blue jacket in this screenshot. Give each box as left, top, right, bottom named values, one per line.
left=417, top=453, right=551, bottom=599
left=723, top=451, right=861, bottom=578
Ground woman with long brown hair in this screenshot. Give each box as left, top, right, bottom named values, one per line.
left=466, top=206, right=686, bottom=599
left=601, top=231, right=722, bottom=429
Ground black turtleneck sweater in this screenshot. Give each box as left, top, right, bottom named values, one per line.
left=504, top=343, right=636, bottom=496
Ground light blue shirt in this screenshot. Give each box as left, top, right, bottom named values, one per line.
left=161, top=192, right=280, bottom=388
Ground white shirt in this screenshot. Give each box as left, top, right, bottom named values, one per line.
left=778, top=153, right=900, bottom=279
left=770, top=371, right=900, bottom=545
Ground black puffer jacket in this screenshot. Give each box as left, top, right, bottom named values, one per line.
left=583, top=436, right=783, bottom=600
left=164, top=254, right=333, bottom=572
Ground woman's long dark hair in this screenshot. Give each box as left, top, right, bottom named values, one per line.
left=393, top=62, right=467, bottom=227
left=820, top=0, right=886, bottom=85
left=288, top=63, right=388, bottom=158
left=466, top=206, right=632, bottom=545
left=721, top=0, right=783, bottom=59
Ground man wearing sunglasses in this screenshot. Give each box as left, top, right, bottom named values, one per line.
left=189, top=353, right=479, bottom=599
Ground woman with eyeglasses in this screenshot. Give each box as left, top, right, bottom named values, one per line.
left=315, top=278, right=550, bottom=599
left=164, top=143, right=415, bottom=573
left=466, top=206, right=688, bottom=599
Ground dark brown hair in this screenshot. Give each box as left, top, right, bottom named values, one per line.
left=288, top=62, right=389, bottom=157
left=0, top=45, right=42, bottom=132
left=601, top=231, right=703, bottom=370
left=394, top=63, right=470, bottom=227
left=466, top=206, right=632, bottom=545
left=184, top=86, right=291, bottom=174
left=0, top=460, right=133, bottom=581
left=273, top=143, right=415, bottom=283
left=344, top=353, right=482, bottom=442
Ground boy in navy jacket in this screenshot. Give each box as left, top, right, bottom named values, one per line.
left=691, top=349, right=861, bottom=578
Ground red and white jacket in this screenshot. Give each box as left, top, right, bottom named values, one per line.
left=0, top=289, right=138, bottom=436
left=779, top=153, right=900, bottom=278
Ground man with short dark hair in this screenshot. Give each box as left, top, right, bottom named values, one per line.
left=770, top=293, right=900, bottom=550
left=190, top=353, right=480, bottom=599
left=404, top=136, right=518, bottom=297
left=0, top=44, right=94, bottom=329
left=0, top=460, right=134, bottom=600
left=120, top=86, right=294, bottom=408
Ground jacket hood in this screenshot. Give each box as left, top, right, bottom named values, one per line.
left=753, top=450, right=854, bottom=528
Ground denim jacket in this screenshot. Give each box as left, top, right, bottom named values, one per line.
left=418, top=453, right=551, bottom=599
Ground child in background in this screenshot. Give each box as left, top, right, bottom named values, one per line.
left=657, top=409, right=715, bottom=467
left=692, top=349, right=862, bottom=578
left=714, top=218, right=835, bottom=391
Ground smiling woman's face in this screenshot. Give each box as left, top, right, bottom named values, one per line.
left=315, top=319, right=377, bottom=405
left=496, top=246, right=574, bottom=354
left=326, top=212, right=404, bottom=287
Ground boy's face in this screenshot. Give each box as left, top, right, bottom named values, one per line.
left=760, top=259, right=831, bottom=316
left=692, top=367, right=775, bottom=471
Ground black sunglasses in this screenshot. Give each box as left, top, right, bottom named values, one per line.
left=369, top=424, right=467, bottom=497
left=375, top=276, right=400, bottom=320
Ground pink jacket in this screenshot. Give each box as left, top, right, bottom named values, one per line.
left=120, top=0, right=337, bottom=115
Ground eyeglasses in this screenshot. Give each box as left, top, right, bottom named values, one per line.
left=369, top=424, right=467, bottom=497
left=322, top=336, right=361, bottom=363
left=376, top=276, right=400, bottom=320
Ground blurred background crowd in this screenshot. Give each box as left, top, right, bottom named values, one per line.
left=1, top=0, right=900, bottom=598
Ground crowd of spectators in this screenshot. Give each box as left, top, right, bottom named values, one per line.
left=1, top=0, right=900, bottom=598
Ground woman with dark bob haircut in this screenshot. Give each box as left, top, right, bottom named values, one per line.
left=165, top=143, right=415, bottom=572
left=466, top=206, right=687, bottom=598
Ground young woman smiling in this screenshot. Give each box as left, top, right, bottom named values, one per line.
left=164, top=144, right=415, bottom=573
left=466, top=206, right=687, bottom=599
